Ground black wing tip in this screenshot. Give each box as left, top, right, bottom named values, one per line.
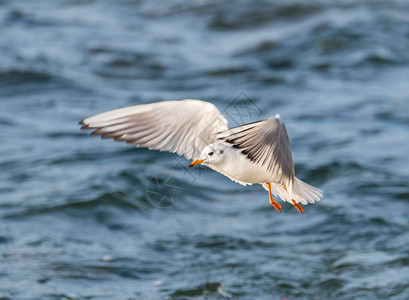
left=79, top=119, right=91, bottom=130
left=90, top=130, right=100, bottom=136
left=79, top=121, right=98, bottom=131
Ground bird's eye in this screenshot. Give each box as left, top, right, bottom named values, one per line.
left=209, top=151, right=214, bottom=156
left=219, top=150, right=224, bottom=154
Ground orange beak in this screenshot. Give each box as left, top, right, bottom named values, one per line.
left=187, top=159, right=204, bottom=168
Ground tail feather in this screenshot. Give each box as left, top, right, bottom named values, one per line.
left=292, top=178, right=323, bottom=205
left=262, top=177, right=323, bottom=205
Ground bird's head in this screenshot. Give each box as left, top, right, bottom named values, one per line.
left=188, top=143, right=227, bottom=168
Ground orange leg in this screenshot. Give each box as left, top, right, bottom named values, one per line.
left=265, top=182, right=281, bottom=212
left=292, top=199, right=304, bottom=213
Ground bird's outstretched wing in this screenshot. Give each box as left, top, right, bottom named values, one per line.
left=80, top=99, right=228, bottom=160
left=216, top=114, right=295, bottom=188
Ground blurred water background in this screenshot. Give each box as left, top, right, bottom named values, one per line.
left=1, top=0, right=409, bottom=299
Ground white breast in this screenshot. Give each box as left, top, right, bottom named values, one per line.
left=211, top=146, right=273, bottom=185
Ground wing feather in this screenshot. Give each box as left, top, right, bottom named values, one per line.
left=217, top=114, right=295, bottom=187
left=80, top=99, right=228, bottom=160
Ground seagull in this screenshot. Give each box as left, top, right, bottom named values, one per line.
left=79, top=99, right=323, bottom=213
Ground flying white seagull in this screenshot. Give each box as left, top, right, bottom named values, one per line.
left=79, top=99, right=323, bottom=213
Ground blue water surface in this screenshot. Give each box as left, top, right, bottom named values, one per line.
left=1, top=1, right=409, bottom=299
